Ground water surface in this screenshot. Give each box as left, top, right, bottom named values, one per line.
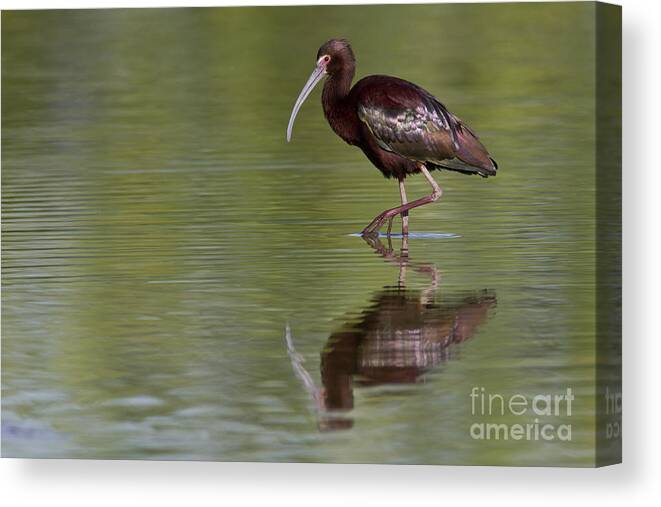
left=2, top=3, right=598, bottom=465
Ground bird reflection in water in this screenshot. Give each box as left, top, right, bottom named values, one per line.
left=285, top=236, right=497, bottom=430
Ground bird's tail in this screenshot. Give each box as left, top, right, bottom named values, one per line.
left=444, top=116, right=498, bottom=177
left=429, top=156, right=497, bottom=178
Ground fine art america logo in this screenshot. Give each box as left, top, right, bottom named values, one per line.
left=469, top=386, right=574, bottom=442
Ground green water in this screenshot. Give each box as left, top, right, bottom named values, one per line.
left=2, top=3, right=599, bottom=465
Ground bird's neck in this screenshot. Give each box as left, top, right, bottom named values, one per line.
left=322, top=68, right=358, bottom=144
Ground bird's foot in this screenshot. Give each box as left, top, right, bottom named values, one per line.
left=362, top=209, right=408, bottom=237
left=361, top=214, right=388, bottom=236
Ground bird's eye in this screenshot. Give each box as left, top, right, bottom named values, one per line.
left=323, top=55, right=331, bottom=63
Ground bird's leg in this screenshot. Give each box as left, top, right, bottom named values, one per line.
left=401, top=228, right=409, bottom=258
left=386, top=234, right=394, bottom=255
left=385, top=180, right=409, bottom=237
left=399, top=179, right=409, bottom=236
left=361, top=165, right=442, bottom=236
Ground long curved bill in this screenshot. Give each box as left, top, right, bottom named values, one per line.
left=286, top=62, right=326, bottom=142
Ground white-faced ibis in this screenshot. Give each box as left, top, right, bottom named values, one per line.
left=287, top=39, right=498, bottom=236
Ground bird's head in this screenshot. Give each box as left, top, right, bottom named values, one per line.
left=316, top=38, right=355, bottom=76
left=286, top=38, right=355, bottom=142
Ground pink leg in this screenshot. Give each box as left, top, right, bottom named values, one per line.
left=362, top=165, right=442, bottom=236
left=399, top=179, right=409, bottom=236
left=386, top=179, right=409, bottom=236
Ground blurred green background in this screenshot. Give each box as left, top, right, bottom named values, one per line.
left=2, top=3, right=598, bottom=465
